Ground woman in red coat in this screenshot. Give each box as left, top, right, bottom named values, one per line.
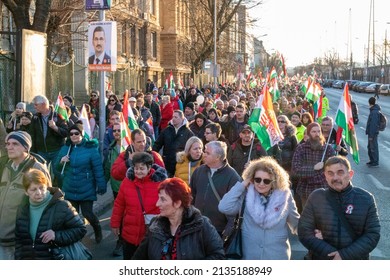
left=159, top=95, right=174, bottom=132
left=110, top=152, right=168, bottom=259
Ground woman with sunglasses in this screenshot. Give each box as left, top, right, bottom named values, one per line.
left=132, top=177, right=224, bottom=260
left=54, top=121, right=107, bottom=244
left=105, top=94, right=122, bottom=125
left=219, top=157, right=299, bottom=260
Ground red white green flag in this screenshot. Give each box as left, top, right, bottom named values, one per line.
left=248, top=83, right=284, bottom=151
left=119, top=114, right=132, bottom=152
left=169, top=70, right=175, bottom=89
left=79, top=104, right=92, bottom=139
left=335, top=84, right=360, bottom=164
left=54, top=93, right=69, bottom=122
left=122, top=91, right=139, bottom=131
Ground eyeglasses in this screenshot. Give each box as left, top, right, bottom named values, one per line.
left=112, top=129, right=121, bottom=133
left=253, top=177, right=274, bottom=185
left=69, top=132, right=80, bottom=136
left=278, top=120, right=286, bottom=124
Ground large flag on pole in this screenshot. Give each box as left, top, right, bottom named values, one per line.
left=54, top=93, right=69, bottom=122
left=122, top=91, right=139, bottom=131
left=335, top=84, right=360, bottom=164
left=79, top=104, right=92, bottom=139
left=119, top=113, right=132, bottom=152
left=248, top=83, right=284, bottom=151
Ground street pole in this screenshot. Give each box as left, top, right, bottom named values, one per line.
left=213, top=0, right=217, bottom=88
left=98, top=9, right=106, bottom=157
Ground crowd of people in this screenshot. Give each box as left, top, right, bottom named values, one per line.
left=0, top=77, right=381, bottom=260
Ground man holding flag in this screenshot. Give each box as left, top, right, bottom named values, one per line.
left=30, top=95, right=68, bottom=185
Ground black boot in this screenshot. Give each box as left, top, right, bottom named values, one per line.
left=93, top=224, right=102, bottom=244
left=113, top=238, right=123, bottom=256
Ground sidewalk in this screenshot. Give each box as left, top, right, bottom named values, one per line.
left=93, top=190, right=114, bottom=217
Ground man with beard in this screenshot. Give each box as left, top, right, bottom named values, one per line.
left=291, top=122, right=336, bottom=208
left=298, top=156, right=380, bottom=260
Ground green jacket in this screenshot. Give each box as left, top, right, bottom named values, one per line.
left=295, top=124, right=306, bottom=143
left=104, top=141, right=122, bottom=193
left=0, top=155, right=51, bottom=246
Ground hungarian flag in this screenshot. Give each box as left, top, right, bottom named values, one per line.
left=169, top=70, right=176, bottom=89
left=313, top=93, right=323, bottom=120
left=122, top=91, right=139, bottom=131
left=119, top=114, right=132, bottom=152
left=248, top=83, right=283, bottom=151
left=54, top=93, right=69, bottom=122
left=177, top=75, right=184, bottom=89
left=79, top=105, right=92, bottom=139
left=269, top=75, right=280, bottom=102
left=335, top=84, right=360, bottom=164
left=268, top=66, right=278, bottom=81
left=163, top=75, right=169, bottom=91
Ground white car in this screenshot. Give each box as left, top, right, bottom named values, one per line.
left=379, top=84, right=390, bottom=95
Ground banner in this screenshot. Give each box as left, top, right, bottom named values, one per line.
left=88, top=21, right=117, bottom=72
left=85, top=0, right=111, bottom=10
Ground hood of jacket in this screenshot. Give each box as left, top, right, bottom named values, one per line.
left=126, top=163, right=168, bottom=182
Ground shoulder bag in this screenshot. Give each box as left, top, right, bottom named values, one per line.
left=222, top=195, right=246, bottom=260
left=48, top=203, right=92, bottom=260
left=135, top=186, right=158, bottom=226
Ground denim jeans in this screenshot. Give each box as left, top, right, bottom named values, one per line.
left=367, top=134, right=379, bottom=164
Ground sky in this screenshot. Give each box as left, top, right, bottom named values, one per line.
left=250, top=0, right=389, bottom=68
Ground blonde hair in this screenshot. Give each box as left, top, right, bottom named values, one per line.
left=184, top=136, right=203, bottom=155
left=242, top=156, right=290, bottom=191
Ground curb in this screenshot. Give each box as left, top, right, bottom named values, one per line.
left=93, top=191, right=114, bottom=217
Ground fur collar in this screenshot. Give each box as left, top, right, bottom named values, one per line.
left=126, top=164, right=168, bottom=182
left=246, top=185, right=290, bottom=229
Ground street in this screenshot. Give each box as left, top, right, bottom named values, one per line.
left=84, top=88, right=390, bottom=260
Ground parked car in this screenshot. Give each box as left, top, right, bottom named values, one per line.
left=356, top=82, right=374, bottom=92
left=346, top=80, right=360, bottom=89
left=379, top=84, right=390, bottom=95
left=332, top=80, right=345, bottom=89
left=365, top=83, right=382, bottom=93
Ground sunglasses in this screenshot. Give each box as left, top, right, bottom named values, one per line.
left=253, top=177, right=273, bottom=185
left=91, top=95, right=97, bottom=97
left=278, top=120, right=286, bottom=124
left=112, top=129, right=121, bottom=133
left=109, top=99, right=115, bottom=102
left=69, top=132, right=80, bottom=136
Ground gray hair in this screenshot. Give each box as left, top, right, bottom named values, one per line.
left=32, top=95, right=49, bottom=106
left=205, top=141, right=227, bottom=161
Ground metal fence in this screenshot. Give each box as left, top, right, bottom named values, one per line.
left=0, top=55, right=16, bottom=121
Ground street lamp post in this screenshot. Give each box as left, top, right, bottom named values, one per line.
left=213, top=0, right=217, bottom=88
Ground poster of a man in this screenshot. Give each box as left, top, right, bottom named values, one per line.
left=89, top=26, right=111, bottom=65
left=88, top=21, right=117, bottom=72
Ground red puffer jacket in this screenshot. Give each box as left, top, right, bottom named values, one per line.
left=110, top=165, right=168, bottom=245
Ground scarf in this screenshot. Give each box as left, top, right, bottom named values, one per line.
left=29, top=192, right=53, bottom=240
left=246, top=185, right=289, bottom=229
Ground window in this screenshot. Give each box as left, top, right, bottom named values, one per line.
left=130, top=26, right=136, bottom=55
left=151, top=32, right=157, bottom=58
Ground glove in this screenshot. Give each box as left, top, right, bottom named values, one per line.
left=97, top=188, right=107, bottom=195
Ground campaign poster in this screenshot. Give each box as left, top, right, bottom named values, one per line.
left=88, top=21, right=117, bottom=72
left=85, top=0, right=111, bottom=10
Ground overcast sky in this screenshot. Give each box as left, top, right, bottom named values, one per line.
left=249, top=0, right=389, bottom=67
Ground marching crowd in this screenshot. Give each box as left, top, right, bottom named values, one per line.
left=0, top=78, right=381, bottom=260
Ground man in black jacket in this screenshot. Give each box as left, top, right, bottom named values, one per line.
left=152, top=110, right=194, bottom=177
left=298, top=156, right=380, bottom=260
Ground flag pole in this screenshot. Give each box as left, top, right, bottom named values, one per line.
left=321, top=127, right=333, bottom=162
left=61, top=145, right=72, bottom=175
left=247, top=133, right=255, bottom=163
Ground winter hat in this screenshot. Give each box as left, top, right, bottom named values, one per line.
left=6, top=131, right=32, bottom=151
left=16, top=102, right=26, bottom=111
left=68, top=121, right=84, bottom=134
left=63, top=95, right=74, bottom=104
left=306, top=122, right=320, bottom=135
left=185, top=102, right=195, bottom=111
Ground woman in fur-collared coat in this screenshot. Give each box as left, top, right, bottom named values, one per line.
left=219, top=157, right=299, bottom=260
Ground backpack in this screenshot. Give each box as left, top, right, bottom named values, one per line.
left=379, top=111, right=387, bottom=131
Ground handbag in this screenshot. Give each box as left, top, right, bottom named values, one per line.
left=48, top=203, right=92, bottom=260
left=222, top=195, right=246, bottom=260
left=135, top=186, right=158, bottom=226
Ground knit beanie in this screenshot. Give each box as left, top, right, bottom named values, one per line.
left=16, top=102, right=26, bottom=111
left=306, top=122, right=320, bottom=135
left=68, top=121, right=84, bottom=134
left=185, top=102, right=195, bottom=111
left=6, top=131, right=32, bottom=151
left=63, top=95, right=74, bottom=104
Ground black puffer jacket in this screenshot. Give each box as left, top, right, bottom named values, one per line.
left=277, top=124, right=298, bottom=172
left=14, top=187, right=87, bottom=260
left=298, top=185, right=380, bottom=260
left=132, top=206, right=225, bottom=260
